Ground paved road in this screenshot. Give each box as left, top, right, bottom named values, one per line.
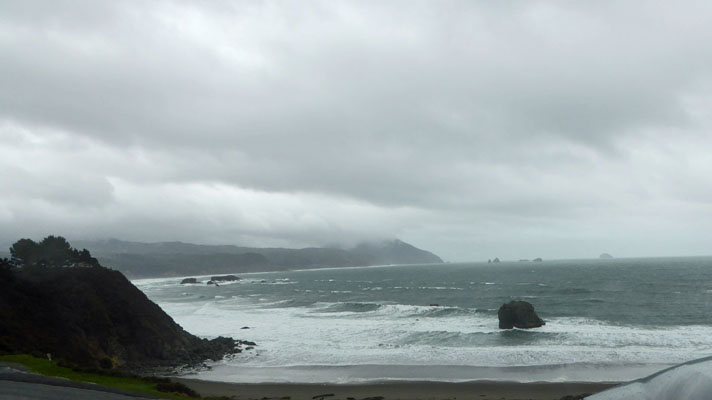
left=0, top=380, right=153, bottom=400
left=0, top=366, right=154, bottom=400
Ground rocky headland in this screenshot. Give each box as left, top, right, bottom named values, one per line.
left=0, top=236, right=246, bottom=371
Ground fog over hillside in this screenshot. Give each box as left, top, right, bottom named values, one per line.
left=71, top=238, right=443, bottom=278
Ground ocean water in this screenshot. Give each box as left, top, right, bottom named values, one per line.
left=134, top=257, right=712, bottom=383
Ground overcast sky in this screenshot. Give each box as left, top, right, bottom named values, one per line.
left=1, top=1, right=712, bottom=261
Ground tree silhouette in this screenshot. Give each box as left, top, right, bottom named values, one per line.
left=10, top=238, right=38, bottom=266
left=9, top=236, right=101, bottom=268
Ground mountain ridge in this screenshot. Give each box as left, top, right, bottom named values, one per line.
left=70, top=238, right=444, bottom=278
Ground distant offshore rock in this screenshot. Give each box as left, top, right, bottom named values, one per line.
left=599, top=253, right=614, bottom=259
left=492, top=257, right=501, bottom=263
left=180, top=277, right=198, bottom=284
left=533, top=257, right=543, bottom=262
left=211, top=274, right=240, bottom=282
left=498, top=300, right=545, bottom=329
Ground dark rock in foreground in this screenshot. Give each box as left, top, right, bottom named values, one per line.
left=0, top=265, right=243, bottom=369
left=210, top=274, right=239, bottom=282
left=180, top=277, right=198, bottom=284
left=498, top=300, right=545, bottom=329
left=559, top=395, right=590, bottom=400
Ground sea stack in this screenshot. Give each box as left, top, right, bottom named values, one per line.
left=498, top=300, right=545, bottom=329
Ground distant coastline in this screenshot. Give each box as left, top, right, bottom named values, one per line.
left=69, top=238, right=443, bottom=279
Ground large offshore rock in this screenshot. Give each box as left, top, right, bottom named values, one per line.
left=498, top=300, right=545, bottom=329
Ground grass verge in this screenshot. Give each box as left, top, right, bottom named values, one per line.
left=0, top=354, right=200, bottom=399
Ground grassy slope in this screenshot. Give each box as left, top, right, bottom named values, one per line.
left=0, top=354, right=193, bottom=399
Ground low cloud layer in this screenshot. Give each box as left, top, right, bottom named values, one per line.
left=2, top=1, right=712, bottom=260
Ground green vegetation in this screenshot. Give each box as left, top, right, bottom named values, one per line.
left=0, top=354, right=199, bottom=399
left=9, top=235, right=100, bottom=268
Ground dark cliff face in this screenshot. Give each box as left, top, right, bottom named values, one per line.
left=0, top=266, right=237, bottom=369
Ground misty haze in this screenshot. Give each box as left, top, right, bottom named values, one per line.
left=1, top=2, right=712, bottom=400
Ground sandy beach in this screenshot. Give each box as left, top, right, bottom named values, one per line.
left=174, top=378, right=618, bottom=400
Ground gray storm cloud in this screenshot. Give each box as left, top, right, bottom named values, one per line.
left=1, top=1, right=712, bottom=260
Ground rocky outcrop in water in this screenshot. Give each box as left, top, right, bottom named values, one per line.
left=210, top=275, right=239, bottom=282
left=498, top=300, right=545, bottom=329
left=599, top=253, right=613, bottom=259
left=180, top=277, right=198, bottom=284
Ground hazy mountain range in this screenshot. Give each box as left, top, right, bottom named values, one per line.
left=69, top=239, right=443, bottom=278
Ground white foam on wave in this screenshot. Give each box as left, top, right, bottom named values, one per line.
left=187, top=362, right=670, bottom=384
left=139, top=272, right=712, bottom=383
left=133, top=276, right=180, bottom=290
left=133, top=275, right=245, bottom=289
left=158, top=295, right=712, bottom=375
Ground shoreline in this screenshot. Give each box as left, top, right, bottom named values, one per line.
left=168, top=362, right=672, bottom=385
left=130, top=262, right=415, bottom=283
left=174, top=377, right=620, bottom=400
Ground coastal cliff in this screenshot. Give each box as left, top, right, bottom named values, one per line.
left=0, top=237, right=241, bottom=369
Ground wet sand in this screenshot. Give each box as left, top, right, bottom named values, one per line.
left=174, top=378, right=618, bottom=400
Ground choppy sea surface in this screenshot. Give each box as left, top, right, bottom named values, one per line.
left=134, top=257, right=712, bottom=383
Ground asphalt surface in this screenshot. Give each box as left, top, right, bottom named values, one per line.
left=0, top=366, right=154, bottom=400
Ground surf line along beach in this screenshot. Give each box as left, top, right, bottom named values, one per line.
left=167, top=294, right=618, bottom=398
left=172, top=378, right=617, bottom=400
left=137, top=258, right=712, bottom=386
